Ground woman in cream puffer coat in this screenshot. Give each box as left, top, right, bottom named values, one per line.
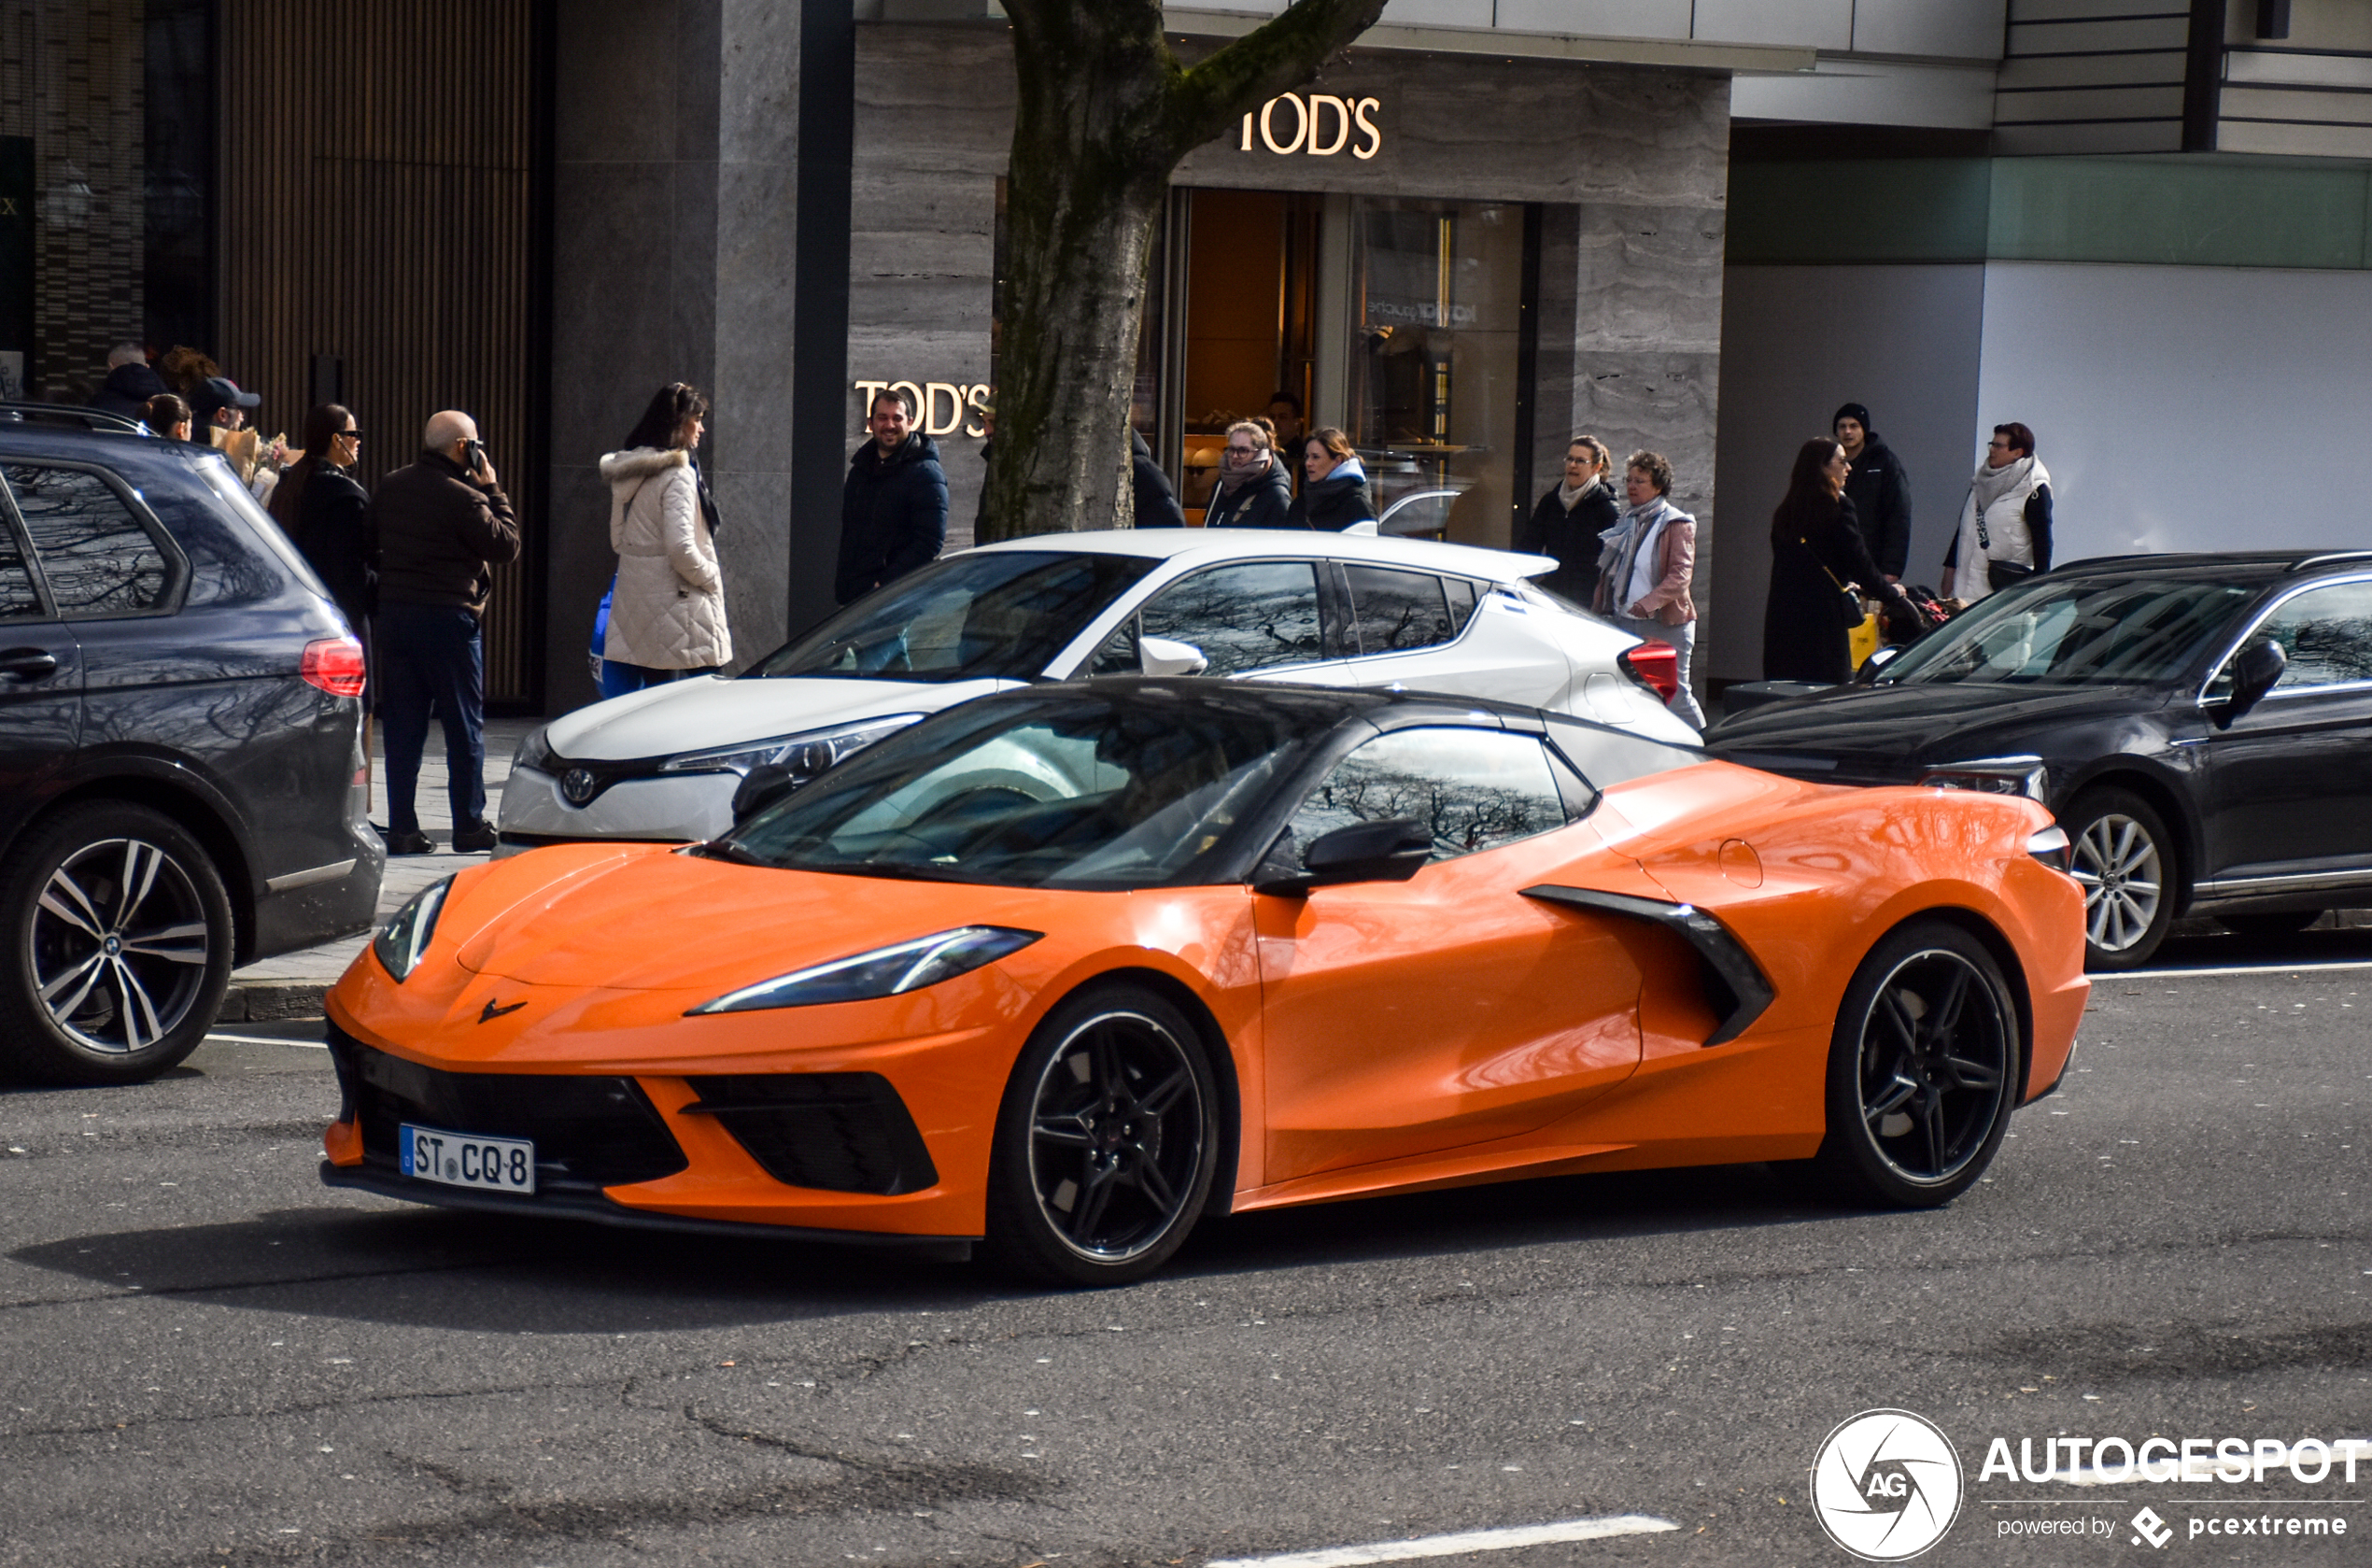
left=600, top=383, right=731, bottom=685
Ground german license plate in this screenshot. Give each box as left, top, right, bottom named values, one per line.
left=400, top=1123, right=535, bottom=1194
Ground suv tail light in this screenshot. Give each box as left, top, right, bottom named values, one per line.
left=302, top=637, right=367, bottom=697
left=1617, top=640, right=1679, bottom=704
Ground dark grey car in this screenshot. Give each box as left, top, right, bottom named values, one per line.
left=1708, top=551, right=2372, bottom=970
left=0, top=410, right=384, bottom=1083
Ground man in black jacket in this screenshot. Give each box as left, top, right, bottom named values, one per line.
left=89, top=344, right=166, bottom=419
left=370, top=410, right=521, bottom=855
left=1833, top=402, right=1911, bottom=581
left=1129, top=429, right=1185, bottom=529
left=837, top=388, right=948, bottom=604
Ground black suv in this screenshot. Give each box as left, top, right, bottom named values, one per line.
left=0, top=408, right=383, bottom=1083
left=1708, top=551, right=2372, bottom=970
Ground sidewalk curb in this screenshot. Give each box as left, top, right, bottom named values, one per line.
left=217, top=982, right=330, bottom=1023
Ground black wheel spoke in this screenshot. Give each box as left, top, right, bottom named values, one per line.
left=1864, top=1075, right=1919, bottom=1123
left=1930, top=966, right=1970, bottom=1038
left=1920, top=1091, right=1947, bottom=1175
left=1132, top=1145, right=1178, bottom=1212
left=1875, top=989, right=1920, bottom=1054
left=1943, top=1053, right=2001, bottom=1091
left=1134, top=1067, right=1190, bottom=1117
left=1066, top=1164, right=1118, bottom=1240
left=1033, top=1111, right=1095, bottom=1150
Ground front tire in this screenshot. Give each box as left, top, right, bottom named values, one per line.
left=0, top=803, right=233, bottom=1085
left=2063, top=788, right=2176, bottom=971
left=983, top=982, right=1220, bottom=1287
left=1815, top=920, right=2020, bottom=1208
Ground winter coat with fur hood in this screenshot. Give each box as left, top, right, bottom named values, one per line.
left=601, top=445, right=731, bottom=670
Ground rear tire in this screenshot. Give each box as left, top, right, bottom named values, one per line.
left=2062, top=788, right=2176, bottom=971
left=0, top=803, right=233, bottom=1085
left=983, top=982, right=1220, bottom=1288
left=1815, top=920, right=2021, bottom=1208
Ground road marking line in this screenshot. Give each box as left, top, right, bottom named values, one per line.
left=204, top=1032, right=328, bottom=1049
left=2118, top=960, right=2372, bottom=980
left=1206, top=1515, right=1680, bottom=1568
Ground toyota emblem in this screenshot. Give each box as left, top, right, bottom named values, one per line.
left=560, top=768, right=597, bottom=805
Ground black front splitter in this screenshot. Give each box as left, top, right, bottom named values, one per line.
left=318, top=1161, right=976, bottom=1261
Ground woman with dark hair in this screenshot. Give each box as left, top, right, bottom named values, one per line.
left=1516, top=434, right=1617, bottom=605
left=1285, top=427, right=1375, bottom=530
left=273, top=404, right=376, bottom=783
left=142, top=393, right=193, bottom=442
left=1763, top=437, right=1927, bottom=685
left=600, top=382, right=730, bottom=690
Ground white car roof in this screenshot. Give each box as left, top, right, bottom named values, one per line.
left=967, top=527, right=1559, bottom=585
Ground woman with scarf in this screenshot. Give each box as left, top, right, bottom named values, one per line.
left=1942, top=421, right=2052, bottom=603
left=1764, top=437, right=1928, bottom=685
left=1515, top=434, right=1617, bottom=605
left=1286, top=428, right=1376, bottom=531
left=1203, top=420, right=1292, bottom=529
left=1592, top=450, right=1707, bottom=728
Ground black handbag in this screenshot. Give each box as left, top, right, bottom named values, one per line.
left=1986, top=559, right=2035, bottom=593
left=1802, top=539, right=1864, bottom=626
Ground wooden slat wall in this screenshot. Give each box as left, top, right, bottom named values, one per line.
left=217, top=0, right=537, bottom=703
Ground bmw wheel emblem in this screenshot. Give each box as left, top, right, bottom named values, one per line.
left=560, top=768, right=597, bottom=806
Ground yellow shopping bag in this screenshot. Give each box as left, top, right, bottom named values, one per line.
left=1847, top=603, right=1883, bottom=672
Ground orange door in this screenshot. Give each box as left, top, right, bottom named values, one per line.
left=1250, top=725, right=1647, bottom=1184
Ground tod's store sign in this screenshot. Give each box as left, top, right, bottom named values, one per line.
left=1239, top=92, right=1383, bottom=159
left=853, top=379, right=992, bottom=439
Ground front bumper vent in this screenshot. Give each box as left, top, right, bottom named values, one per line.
left=681, top=1073, right=939, bottom=1196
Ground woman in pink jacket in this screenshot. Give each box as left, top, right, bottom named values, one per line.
left=1592, top=448, right=1704, bottom=728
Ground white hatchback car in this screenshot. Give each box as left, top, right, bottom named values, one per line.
left=498, top=529, right=1692, bottom=854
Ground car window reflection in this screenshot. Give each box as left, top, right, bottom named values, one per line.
left=1285, top=727, right=1567, bottom=864
left=4, top=464, right=172, bottom=616
left=1138, top=561, right=1324, bottom=676
left=2253, top=580, right=2372, bottom=690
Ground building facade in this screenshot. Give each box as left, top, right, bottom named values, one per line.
left=10, top=2, right=2366, bottom=711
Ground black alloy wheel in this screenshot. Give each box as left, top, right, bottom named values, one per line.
left=1816, top=920, right=2020, bottom=1208
left=0, top=803, right=233, bottom=1085
left=985, top=982, right=1220, bottom=1287
left=2062, top=787, right=2176, bottom=971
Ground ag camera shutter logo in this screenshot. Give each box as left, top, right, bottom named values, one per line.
left=1811, top=1409, right=1964, bottom=1561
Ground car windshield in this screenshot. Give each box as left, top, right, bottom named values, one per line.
left=748, top=550, right=1157, bottom=683
left=724, top=686, right=1322, bottom=889
left=1876, top=575, right=2261, bottom=687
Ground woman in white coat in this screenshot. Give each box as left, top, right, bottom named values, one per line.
left=600, top=382, right=731, bottom=688
left=1941, top=420, right=2053, bottom=605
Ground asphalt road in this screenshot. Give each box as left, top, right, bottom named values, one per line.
left=4, top=932, right=2369, bottom=1568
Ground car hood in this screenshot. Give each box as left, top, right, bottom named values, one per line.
left=1707, top=681, right=2167, bottom=773
left=543, top=674, right=1020, bottom=762
left=438, top=844, right=1061, bottom=993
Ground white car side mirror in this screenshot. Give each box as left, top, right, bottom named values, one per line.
left=1139, top=636, right=1208, bottom=677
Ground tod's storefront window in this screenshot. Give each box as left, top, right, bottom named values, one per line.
left=1138, top=186, right=1535, bottom=546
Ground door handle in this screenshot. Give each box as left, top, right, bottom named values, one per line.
left=0, top=648, right=60, bottom=682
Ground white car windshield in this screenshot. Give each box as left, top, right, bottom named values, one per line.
left=749, top=551, right=1158, bottom=683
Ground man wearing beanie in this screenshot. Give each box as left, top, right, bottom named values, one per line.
left=1832, top=402, right=1911, bottom=581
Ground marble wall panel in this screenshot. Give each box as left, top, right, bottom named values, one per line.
left=1571, top=202, right=1727, bottom=355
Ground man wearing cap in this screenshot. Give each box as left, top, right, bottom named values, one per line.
left=190, top=374, right=261, bottom=437
left=369, top=410, right=520, bottom=855
left=1833, top=402, right=1911, bottom=582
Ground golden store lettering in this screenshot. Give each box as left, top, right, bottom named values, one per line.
left=1240, top=92, right=1382, bottom=159
left=853, top=379, right=992, bottom=439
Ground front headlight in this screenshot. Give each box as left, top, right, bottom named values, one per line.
left=1918, top=756, right=2047, bottom=800
left=512, top=726, right=554, bottom=775
left=687, top=926, right=1041, bottom=1015
left=657, top=713, right=924, bottom=782
left=373, top=876, right=454, bottom=982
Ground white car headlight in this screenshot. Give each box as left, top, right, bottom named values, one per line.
left=374, top=877, right=453, bottom=982
left=656, top=713, right=924, bottom=782
left=1918, top=757, right=2047, bottom=800
left=687, top=926, right=1041, bottom=1015
left=512, top=726, right=554, bottom=775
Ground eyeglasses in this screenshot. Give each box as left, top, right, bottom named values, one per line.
left=1987, top=439, right=2013, bottom=449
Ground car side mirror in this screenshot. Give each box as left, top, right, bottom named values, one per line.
left=1855, top=643, right=1902, bottom=684
left=1290, top=817, right=1433, bottom=893
left=731, top=762, right=799, bottom=824
left=1139, top=635, right=1208, bottom=677
left=2214, top=638, right=2286, bottom=727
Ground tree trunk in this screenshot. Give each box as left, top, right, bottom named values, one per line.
left=981, top=0, right=1387, bottom=542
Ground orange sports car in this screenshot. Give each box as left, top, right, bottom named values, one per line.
left=320, top=680, right=2088, bottom=1285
